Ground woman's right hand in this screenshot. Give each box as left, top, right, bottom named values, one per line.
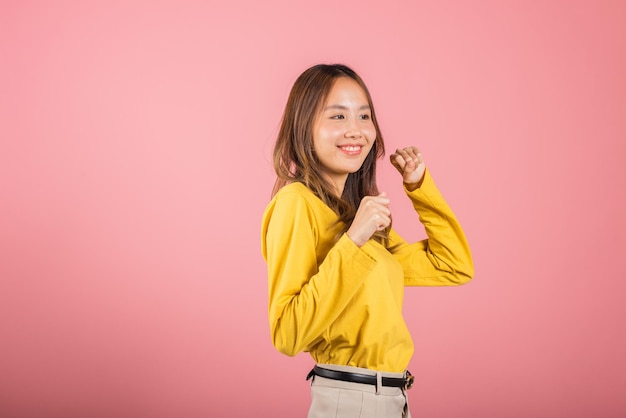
left=346, top=193, right=391, bottom=247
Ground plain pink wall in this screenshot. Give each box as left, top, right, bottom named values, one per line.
left=1, top=1, right=625, bottom=417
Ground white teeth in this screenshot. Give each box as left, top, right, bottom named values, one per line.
left=342, top=146, right=361, bottom=151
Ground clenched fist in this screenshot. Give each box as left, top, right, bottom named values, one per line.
left=390, top=147, right=426, bottom=191
left=346, top=193, right=391, bottom=247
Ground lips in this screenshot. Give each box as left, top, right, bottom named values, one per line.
left=338, top=144, right=363, bottom=155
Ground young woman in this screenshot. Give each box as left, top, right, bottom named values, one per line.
left=261, top=64, right=474, bottom=418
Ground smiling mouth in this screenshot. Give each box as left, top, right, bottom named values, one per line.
left=339, top=145, right=362, bottom=152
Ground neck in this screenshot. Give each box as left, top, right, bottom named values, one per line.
left=326, top=175, right=346, bottom=198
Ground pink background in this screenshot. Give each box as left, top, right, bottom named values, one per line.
left=1, top=1, right=625, bottom=417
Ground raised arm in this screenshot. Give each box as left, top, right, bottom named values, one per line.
left=388, top=147, right=474, bottom=285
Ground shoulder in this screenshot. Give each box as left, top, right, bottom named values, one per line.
left=261, top=183, right=322, bottom=256
left=262, top=182, right=337, bottom=230
left=269, top=182, right=326, bottom=212
left=275, top=182, right=315, bottom=199
left=263, top=183, right=316, bottom=223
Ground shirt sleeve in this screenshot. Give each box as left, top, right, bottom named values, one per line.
left=388, top=170, right=475, bottom=286
left=261, top=189, right=378, bottom=356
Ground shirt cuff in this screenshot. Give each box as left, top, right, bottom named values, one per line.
left=337, top=233, right=378, bottom=270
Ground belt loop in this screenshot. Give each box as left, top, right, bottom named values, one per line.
left=375, top=371, right=382, bottom=395
left=404, top=370, right=414, bottom=390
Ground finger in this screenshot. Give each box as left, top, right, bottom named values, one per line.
left=396, top=148, right=415, bottom=162
left=364, top=194, right=390, bottom=206
left=404, top=147, right=423, bottom=163
left=398, top=152, right=417, bottom=172
left=359, top=198, right=392, bottom=217
left=375, top=192, right=389, bottom=204
left=404, top=147, right=419, bottom=161
left=363, top=202, right=391, bottom=219
left=409, top=149, right=424, bottom=166
left=373, top=212, right=391, bottom=228
left=398, top=147, right=424, bottom=172
left=390, top=153, right=407, bottom=171
left=374, top=204, right=392, bottom=217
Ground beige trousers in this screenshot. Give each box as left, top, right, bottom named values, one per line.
left=307, top=364, right=411, bottom=418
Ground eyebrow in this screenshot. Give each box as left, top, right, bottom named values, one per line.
left=324, top=104, right=371, bottom=111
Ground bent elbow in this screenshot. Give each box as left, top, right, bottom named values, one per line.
left=270, top=318, right=304, bottom=357
left=454, top=257, right=474, bottom=285
left=455, top=270, right=474, bottom=285
left=271, top=333, right=299, bottom=357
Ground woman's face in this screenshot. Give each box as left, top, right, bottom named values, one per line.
left=312, top=77, right=376, bottom=194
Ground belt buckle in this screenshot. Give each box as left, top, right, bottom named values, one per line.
left=405, top=371, right=414, bottom=390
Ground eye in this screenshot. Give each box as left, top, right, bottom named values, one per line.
left=330, top=114, right=345, bottom=120
left=359, top=114, right=371, bottom=120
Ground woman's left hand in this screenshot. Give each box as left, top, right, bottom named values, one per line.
left=390, top=146, right=426, bottom=191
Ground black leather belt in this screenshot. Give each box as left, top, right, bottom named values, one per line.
left=306, top=366, right=414, bottom=390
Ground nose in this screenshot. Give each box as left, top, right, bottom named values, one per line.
left=345, top=117, right=362, bottom=138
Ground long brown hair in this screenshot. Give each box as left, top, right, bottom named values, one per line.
left=272, top=64, right=388, bottom=243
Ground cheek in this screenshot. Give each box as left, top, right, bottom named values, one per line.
left=365, top=125, right=377, bottom=142
left=315, top=126, right=338, bottom=147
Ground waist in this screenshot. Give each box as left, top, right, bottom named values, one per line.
left=307, top=364, right=414, bottom=390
